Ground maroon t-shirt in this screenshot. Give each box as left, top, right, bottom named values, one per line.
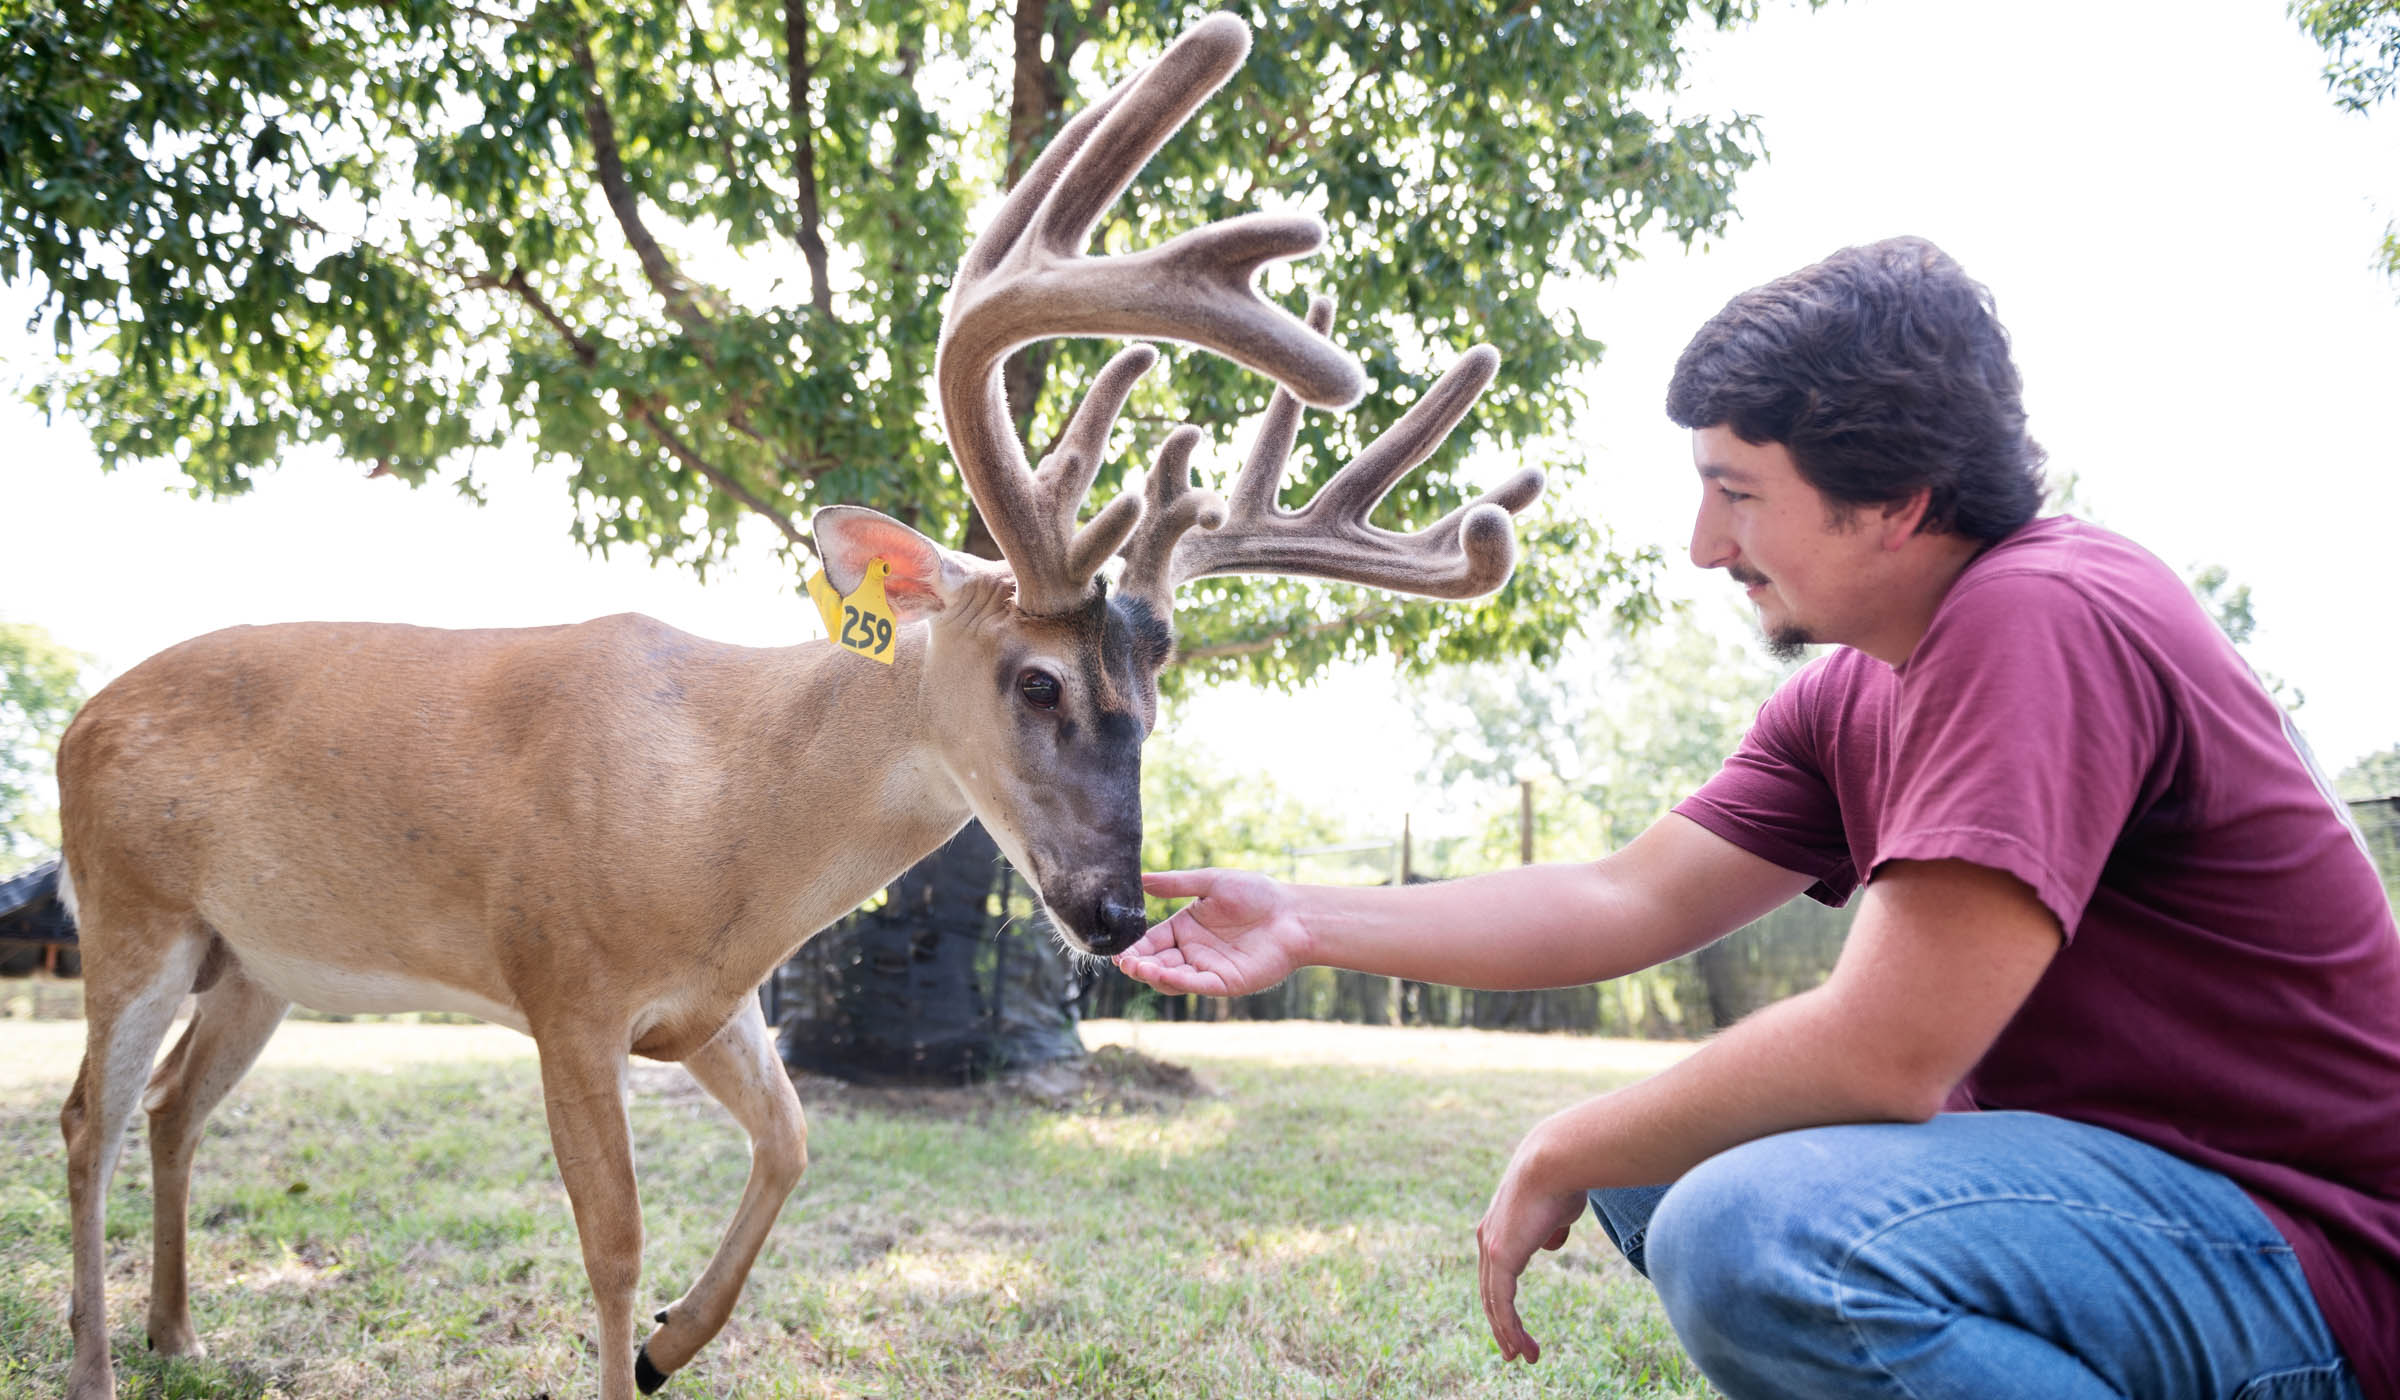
left=1677, top=515, right=2400, bottom=1396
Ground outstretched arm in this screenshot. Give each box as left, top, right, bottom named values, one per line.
left=1115, top=813, right=1814, bottom=996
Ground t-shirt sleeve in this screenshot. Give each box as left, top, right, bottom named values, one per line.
left=1877, top=570, right=2166, bottom=937
left=1675, top=660, right=1861, bottom=905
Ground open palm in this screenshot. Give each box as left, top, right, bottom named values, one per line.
left=1113, top=868, right=1308, bottom=997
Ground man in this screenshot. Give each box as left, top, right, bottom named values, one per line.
left=1114, top=237, right=2400, bottom=1399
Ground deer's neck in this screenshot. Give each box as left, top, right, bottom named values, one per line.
left=700, top=628, right=972, bottom=966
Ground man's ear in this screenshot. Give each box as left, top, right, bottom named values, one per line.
left=1879, top=488, right=1934, bottom=547
left=811, top=506, right=972, bottom=623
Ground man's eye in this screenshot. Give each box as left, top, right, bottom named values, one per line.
left=1018, top=670, right=1062, bottom=710
left=1719, top=488, right=1751, bottom=503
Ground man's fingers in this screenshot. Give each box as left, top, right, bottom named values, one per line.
left=1141, top=868, right=1213, bottom=898
left=1115, top=954, right=1225, bottom=997
left=1477, top=1226, right=1542, bottom=1365
left=1481, top=1273, right=1539, bottom=1363
left=1116, top=922, right=1178, bottom=961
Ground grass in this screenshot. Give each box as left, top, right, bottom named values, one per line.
left=0, top=1014, right=1712, bottom=1399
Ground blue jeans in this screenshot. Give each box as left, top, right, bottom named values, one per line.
left=1587, top=1112, right=2360, bottom=1400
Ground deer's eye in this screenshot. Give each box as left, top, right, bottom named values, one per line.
left=1017, top=669, right=1062, bottom=710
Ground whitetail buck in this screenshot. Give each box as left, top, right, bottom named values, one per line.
left=54, top=15, right=1541, bottom=1400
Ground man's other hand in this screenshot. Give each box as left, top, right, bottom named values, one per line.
left=1476, top=1118, right=1589, bottom=1366
left=1113, top=868, right=1308, bottom=997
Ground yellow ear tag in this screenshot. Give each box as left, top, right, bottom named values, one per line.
left=812, top=559, right=898, bottom=665
left=807, top=567, right=845, bottom=641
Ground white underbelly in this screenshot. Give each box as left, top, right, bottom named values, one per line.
left=234, top=946, right=530, bottom=1034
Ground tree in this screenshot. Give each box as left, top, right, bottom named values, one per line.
left=2340, top=742, right=2400, bottom=801
left=2291, top=0, right=2400, bottom=285
left=2336, top=744, right=2400, bottom=915
left=0, top=621, right=88, bottom=864
left=2187, top=562, right=2305, bottom=712
left=4, top=0, right=1801, bottom=1072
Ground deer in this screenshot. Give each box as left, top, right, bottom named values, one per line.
left=52, top=14, right=1543, bottom=1400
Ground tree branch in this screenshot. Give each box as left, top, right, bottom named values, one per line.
left=557, top=34, right=854, bottom=486
left=783, top=0, right=834, bottom=316
left=494, top=267, right=812, bottom=555
left=500, top=267, right=598, bottom=363
left=1005, top=0, right=1062, bottom=187
left=680, top=0, right=752, bottom=200
left=572, top=35, right=716, bottom=339
left=441, top=1, right=531, bottom=26
left=626, top=400, right=815, bottom=555
left=291, top=199, right=815, bottom=548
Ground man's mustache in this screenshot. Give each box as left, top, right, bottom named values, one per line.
left=1728, top=565, right=1769, bottom=588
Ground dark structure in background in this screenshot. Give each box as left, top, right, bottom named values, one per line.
left=0, top=859, right=77, bottom=976
left=765, top=824, right=1084, bottom=1085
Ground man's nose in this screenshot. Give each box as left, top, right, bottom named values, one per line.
left=1690, top=499, right=1734, bottom=570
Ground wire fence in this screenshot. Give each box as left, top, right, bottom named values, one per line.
left=11, top=801, right=2400, bottom=1047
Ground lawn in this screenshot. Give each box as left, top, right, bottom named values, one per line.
left=0, top=1009, right=1711, bottom=1399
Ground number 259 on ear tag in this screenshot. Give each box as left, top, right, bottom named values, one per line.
left=832, top=560, right=897, bottom=664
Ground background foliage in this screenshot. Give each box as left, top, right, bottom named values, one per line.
left=2292, top=0, right=2400, bottom=285
left=0, top=623, right=86, bottom=862
left=0, top=0, right=1805, bottom=686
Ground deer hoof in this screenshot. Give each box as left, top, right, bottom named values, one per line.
left=635, top=1344, right=670, bottom=1395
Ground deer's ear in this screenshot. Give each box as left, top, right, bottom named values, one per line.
left=811, top=506, right=976, bottom=623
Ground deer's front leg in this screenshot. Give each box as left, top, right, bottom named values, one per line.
left=639, top=1002, right=808, bottom=1387
left=535, top=1034, right=646, bottom=1400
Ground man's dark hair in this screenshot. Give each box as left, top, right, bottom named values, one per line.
left=1666, top=236, right=2047, bottom=541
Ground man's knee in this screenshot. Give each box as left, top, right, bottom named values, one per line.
left=1645, top=1128, right=1865, bottom=1364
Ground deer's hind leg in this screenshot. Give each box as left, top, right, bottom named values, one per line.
left=61, top=896, right=213, bottom=1400
left=637, top=1001, right=808, bottom=1391
left=141, top=959, right=289, bottom=1356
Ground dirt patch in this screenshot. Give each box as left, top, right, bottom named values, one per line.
left=803, top=1043, right=1211, bottom=1118
left=631, top=1044, right=1209, bottom=1118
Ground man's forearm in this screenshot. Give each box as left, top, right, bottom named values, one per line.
left=1290, top=815, right=1811, bottom=990
left=1124, top=817, right=1813, bottom=1001
left=1290, top=862, right=1669, bottom=990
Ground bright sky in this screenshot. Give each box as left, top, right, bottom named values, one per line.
left=5, top=0, right=2397, bottom=842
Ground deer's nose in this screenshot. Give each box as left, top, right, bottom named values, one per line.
left=1085, top=897, right=1149, bottom=957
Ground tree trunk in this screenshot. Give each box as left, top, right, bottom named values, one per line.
left=773, top=0, right=1120, bottom=1084
left=775, top=823, right=1085, bottom=1084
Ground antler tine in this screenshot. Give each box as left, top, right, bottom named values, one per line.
left=1118, top=425, right=1227, bottom=614
left=1032, top=15, right=1248, bottom=260
left=1042, top=344, right=1158, bottom=587
left=954, top=67, right=1136, bottom=291
left=936, top=14, right=1367, bottom=616
left=1309, top=345, right=1501, bottom=525
left=1166, top=340, right=1543, bottom=601
left=1035, top=346, right=1154, bottom=513
left=1223, top=295, right=1333, bottom=523
left=1402, top=464, right=1548, bottom=589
